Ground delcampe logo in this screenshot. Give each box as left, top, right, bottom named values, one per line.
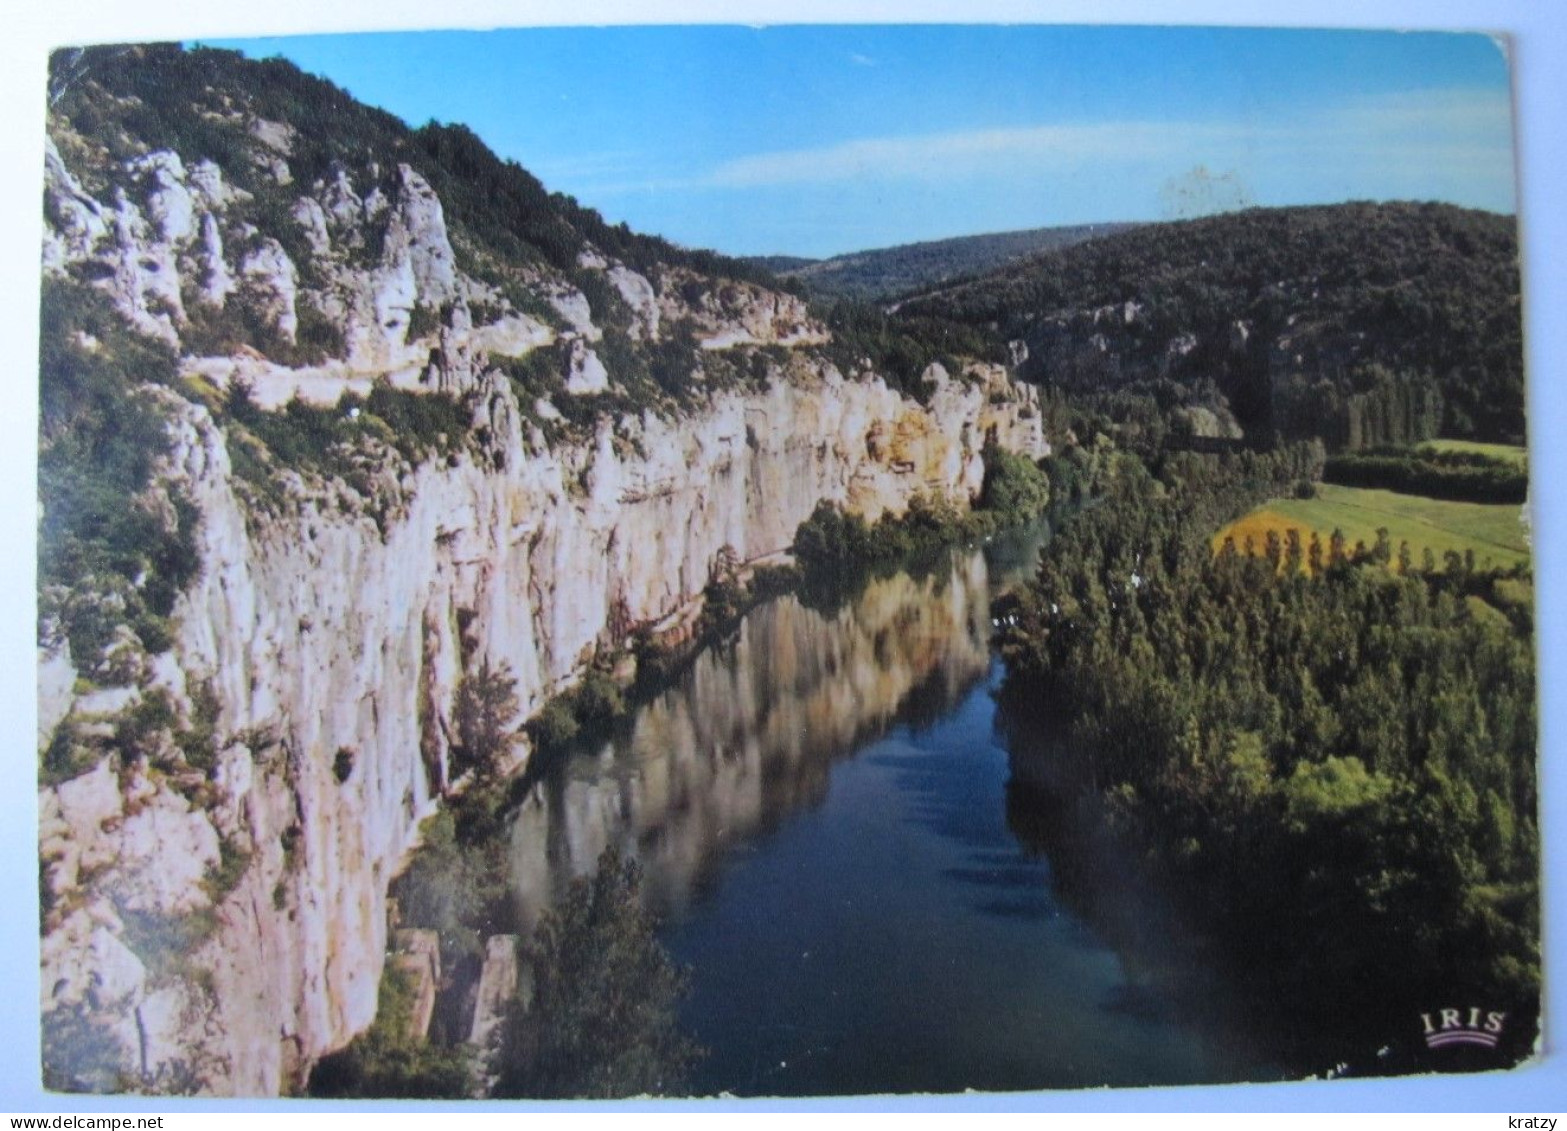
left=1421, top=1006, right=1506, bottom=1049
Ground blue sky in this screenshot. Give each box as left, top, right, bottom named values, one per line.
left=203, top=25, right=1516, bottom=259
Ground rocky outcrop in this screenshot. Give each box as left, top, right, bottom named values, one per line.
left=37, top=104, right=1049, bottom=1096
left=469, top=936, right=520, bottom=1049
left=607, top=265, right=660, bottom=341
left=661, top=271, right=829, bottom=351
left=239, top=239, right=299, bottom=344
left=39, top=350, right=1043, bottom=1093
left=563, top=340, right=609, bottom=396
left=390, top=929, right=441, bottom=1041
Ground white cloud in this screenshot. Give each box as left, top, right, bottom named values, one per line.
left=1320, top=86, right=1514, bottom=142
left=701, top=120, right=1237, bottom=188
left=695, top=85, right=1513, bottom=190
left=572, top=84, right=1514, bottom=208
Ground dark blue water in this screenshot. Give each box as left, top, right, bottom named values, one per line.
left=661, top=660, right=1256, bottom=1096
left=506, top=526, right=1269, bottom=1096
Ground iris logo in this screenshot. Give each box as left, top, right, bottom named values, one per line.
left=1421, top=1006, right=1506, bottom=1049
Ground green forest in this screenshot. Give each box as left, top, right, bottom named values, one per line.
left=898, top=203, right=1524, bottom=446
left=993, top=439, right=1538, bottom=1066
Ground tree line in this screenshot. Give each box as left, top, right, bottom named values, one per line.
left=993, top=440, right=1538, bottom=1069
left=1323, top=446, right=1526, bottom=504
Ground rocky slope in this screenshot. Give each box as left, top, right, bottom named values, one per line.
left=36, top=45, right=1047, bottom=1094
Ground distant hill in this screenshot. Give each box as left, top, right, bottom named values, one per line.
left=745, top=223, right=1135, bottom=303
left=895, top=202, right=1524, bottom=447
left=747, top=255, right=819, bottom=274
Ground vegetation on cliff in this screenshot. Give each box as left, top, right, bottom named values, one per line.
left=374, top=804, right=700, bottom=1098
left=47, top=43, right=823, bottom=450
left=791, top=437, right=1052, bottom=591
left=306, top=964, right=476, bottom=1099
left=37, top=279, right=200, bottom=676
left=51, top=44, right=789, bottom=294
left=813, top=300, right=1008, bottom=401
left=312, top=845, right=699, bottom=1099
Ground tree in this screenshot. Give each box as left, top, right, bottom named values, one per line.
left=494, top=847, right=702, bottom=1098
left=1264, top=529, right=1283, bottom=572
left=979, top=439, right=1051, bottom=518
left=1284, top=528, right=1304, bottom=575
left=453, top=658, right=520, bottom=784
left=1372, top=526, right=1393, bottom=566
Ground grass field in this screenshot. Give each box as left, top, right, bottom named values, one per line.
left=1416, top=439, right=1529, bottom=469
left=1213, top=483, right=1531, bottom=572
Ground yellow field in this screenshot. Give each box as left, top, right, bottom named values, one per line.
left=1213, top=484, right=1530, bottom=572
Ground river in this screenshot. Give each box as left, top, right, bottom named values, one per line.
left=497, top=521, right=1275, bottom=1096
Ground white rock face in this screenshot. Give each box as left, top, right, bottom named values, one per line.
left=86, top=927, right=147, bottom=1009
left=42, top=137, right=108, bottom=272
left=115, top=782, right=223, bottom=915
left=390, top=929, right=441, bottom=1041
left=291, top=197, right=331, bottom=258
left=197, top=213, right=235, bottom=308
left=320, top=167, right=365, bottom=231
left=240, top=239, right=300, bottom=344
left=248, top=118, right=297, bottom=156
left=469, top=935, right=519, bottom=1048
left=37, top=116, right=1051, bottom=1097
left=607, top=265, right=660, bottom=340
left=37, top=351, right=1045, bottom=1094
left=74, top=686, right=141, bottom=718
left=564, top=340, right=610, bottom=395
left=471, top=313, right=554, bottom=359
left=136, top=151, right=196, bottom=245
left=107, top=189, right=185, bottom=344
left=187, top=159, right=242, bottom=211
left=544, top=285, right=601, bottom=341
left=389, top=164, right=459, bottom=309
left=37, top=646, right=76, bottom=750
left=41, top=140, right=492, bottom=382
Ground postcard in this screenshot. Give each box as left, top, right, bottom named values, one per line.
left=27, top=17, right=1550, bottom=1103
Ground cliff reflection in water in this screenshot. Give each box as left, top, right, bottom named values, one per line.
left=504, top=549, right=1002, bottom=930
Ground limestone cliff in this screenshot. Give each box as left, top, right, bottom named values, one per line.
left=36, top=45, right=1047, bottom=1095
